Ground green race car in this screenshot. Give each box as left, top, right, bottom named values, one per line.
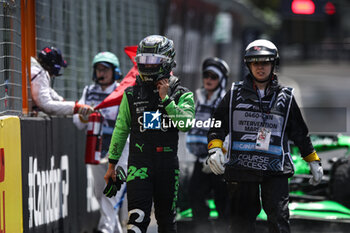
left=177, top=134, right=350, bottom=232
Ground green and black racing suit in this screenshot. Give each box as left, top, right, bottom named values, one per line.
left=108, top=75, right=195, bottom=233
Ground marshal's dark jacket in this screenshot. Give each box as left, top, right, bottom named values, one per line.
left=208, top=74, right=315, bottom=182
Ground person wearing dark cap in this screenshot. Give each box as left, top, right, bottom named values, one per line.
left=186, top=57, right=230, bottom=233
left=31, top=46, right=93, bottom=116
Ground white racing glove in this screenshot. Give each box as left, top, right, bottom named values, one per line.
left=309, top=160, right=323, bottom=186
left=207, top=148, right=225, bottom=175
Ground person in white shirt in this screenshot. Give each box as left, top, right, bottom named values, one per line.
left=73, top=51, right=128, bottom=233
left=31, top=46, right=93, bottom=116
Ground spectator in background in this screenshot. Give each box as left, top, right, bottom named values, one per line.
left=186, top=57, right=230, bottom=233
left=73, top=51, right=128, bottom=233
left=31, top=46, right=93, bottom=116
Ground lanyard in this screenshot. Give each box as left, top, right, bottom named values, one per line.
left=256, top=89, right=276, bottom=123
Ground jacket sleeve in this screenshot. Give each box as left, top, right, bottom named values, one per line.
left=208, top=90, right=231, bottom=142
left=50, top=88, right=64, bottom=101
left=286, top=97, right=315, bottom=157
left=162, top=91, right=195, bottom=132
left=108, top=92, right=131, bottom=164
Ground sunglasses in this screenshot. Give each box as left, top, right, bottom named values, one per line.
left=203, top=72, right=219, bottom=80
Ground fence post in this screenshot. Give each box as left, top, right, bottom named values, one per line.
left=21, top=0, right=36, bottom=115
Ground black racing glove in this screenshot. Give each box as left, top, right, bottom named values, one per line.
left=103, top=177, right=121, bottom=198
left=103, top=166, right=127, bottom=198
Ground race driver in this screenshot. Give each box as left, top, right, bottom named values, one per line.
left=104, top=35, right=195, bottom=233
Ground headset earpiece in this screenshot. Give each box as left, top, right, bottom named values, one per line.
left=114, top=67, right=123, bottom=80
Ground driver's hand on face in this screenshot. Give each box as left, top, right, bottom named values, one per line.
left=157, top=78, right=169, bottom=100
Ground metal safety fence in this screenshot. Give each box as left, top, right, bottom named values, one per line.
left=35, top=0, right=159, bottom=102
left=33, top=0, right=159, bottom=112
left=0, top=0, right=159, bottom=115
left=0, top=0, right=22, bottom=115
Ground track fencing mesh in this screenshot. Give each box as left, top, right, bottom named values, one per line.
left=0, top=0, right=159, bottom=115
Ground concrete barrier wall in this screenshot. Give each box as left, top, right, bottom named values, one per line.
left=20, top=116, right=99, bottom=233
